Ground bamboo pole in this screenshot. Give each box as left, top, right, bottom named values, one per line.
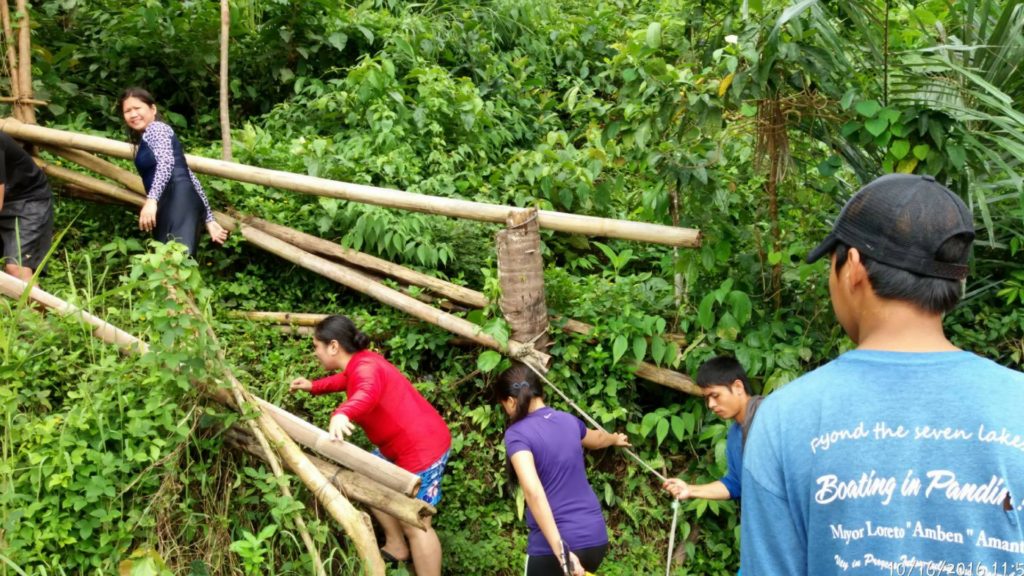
left=219, top=0, right=232, bottom=160
left=39, top=168, right=699, bottom=396
left=225, top=427, right=434, bottom=530
left=0, top=118, right=701, bottom=247
left=13, top=0, right=33, bottom=124
left=0, top=273, right=385, bottom=575
left=241, top=213, right=488, bottom=309
left=0, top=0, right=21, bottom=122
left=256, top=398, right=420, bottom=496
left=41, top=145, right=145, bottom=193
left=217, top=213, right=551, bottom=367
left=0, top=95, right=45, bottom=105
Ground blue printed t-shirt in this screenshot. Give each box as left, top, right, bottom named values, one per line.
left=504, top=407, right=609, bottom=556
left=721, top=422, right=742, bottom=499
left=741, top=351, right=1024, bottom=576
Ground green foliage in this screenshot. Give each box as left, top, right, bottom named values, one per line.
left=6, top=0, right=1022, bottom=574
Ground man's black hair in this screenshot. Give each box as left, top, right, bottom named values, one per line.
left=832, top=235, right=971, bottom=314
left=696, top=356, right=752, bottom=395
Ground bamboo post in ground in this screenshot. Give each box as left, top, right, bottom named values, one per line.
left=0, top=118, right=701, bottom=247
left=0, top=0, right=21, bottom=121
left=496, top=208, right=550, bottom=361
left=0, top=274, right=384, bottom=576
left=13, top=0, right=33, bottom=124
left=219, top=0, right=232, bottom=160
left=226, top=426, right=435, bottom=529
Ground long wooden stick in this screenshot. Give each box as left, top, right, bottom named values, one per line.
left=241, top=213, right=488, bottom=309
left=226, top=427, right=434, bottom=529
left=0, top=118, right=701, bottom=247
left=218, top=0, right=232, bottom=160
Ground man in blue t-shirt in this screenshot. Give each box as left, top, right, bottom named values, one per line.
left=742, top=174, right=1024, bottom=575
left=663, top=356, right=762, bottom=502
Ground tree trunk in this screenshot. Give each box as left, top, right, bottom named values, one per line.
left=497, top=208, right=549, bottom=360
left=0, top=119, right=701, bottom=247
left=219, top=0, right=232, bottom=160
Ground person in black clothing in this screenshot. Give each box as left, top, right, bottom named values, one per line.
left=0, top=133, right=54, bottom=281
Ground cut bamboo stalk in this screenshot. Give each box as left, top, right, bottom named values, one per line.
left=256, top=398, right=420, bottom=496
left=0, top=274, right=384, bottom=575
left=242, top=214, right=488, bottom=309
left=0, top=273, right=145, bottom=353
left=41, top=145, right=145, bottom=193
left=0, top=118, right=701, bottom=247
left=35, top=158, right=145, bottom=207
left=226, top=426, right=435, bottom=529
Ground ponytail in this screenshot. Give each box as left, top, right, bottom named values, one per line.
left=493, top=362, right=545, bottom=488
left=314, top=315, right=371, bottom=353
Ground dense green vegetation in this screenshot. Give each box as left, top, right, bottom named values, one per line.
left=3, top=0, right=1022, bottom=574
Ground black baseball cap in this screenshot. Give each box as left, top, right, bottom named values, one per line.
left=806, top=174, right=975, bottom=280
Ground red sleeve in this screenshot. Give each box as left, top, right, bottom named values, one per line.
left=332, top=362, right=384, bottom=420
left=310, top=372, right=347, bottom=395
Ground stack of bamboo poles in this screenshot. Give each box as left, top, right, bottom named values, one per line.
left=7, top=119, right=701, bottom=395
left=0, top=272, right=443, bottom=575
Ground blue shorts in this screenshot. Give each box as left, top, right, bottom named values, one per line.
left=373, top=449, right=450, bottom=507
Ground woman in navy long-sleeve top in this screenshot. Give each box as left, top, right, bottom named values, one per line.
left=119, top=87, right=227, bottom=255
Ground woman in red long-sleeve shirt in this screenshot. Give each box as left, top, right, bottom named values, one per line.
left=290, top=315, right=451, bottom=576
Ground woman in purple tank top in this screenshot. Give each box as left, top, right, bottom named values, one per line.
left=494, top=362, right=631, bottom=576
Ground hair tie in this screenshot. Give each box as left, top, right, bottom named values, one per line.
left=510, top=381, right=530, bottom=392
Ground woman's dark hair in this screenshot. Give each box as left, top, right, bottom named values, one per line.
left=314, top=315, right=371, bottom=353
left=833, top=237, right=970, bottom=314
left=493, top=362, right=545, bottom=488
left=493, top=362, right=544, bottom=427
left=118, top=86, right=163, bottom=147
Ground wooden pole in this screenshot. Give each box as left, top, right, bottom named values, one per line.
left=497, top=208, right=549, bottom=359
left=0, top=119, right=701, bottom=247
left=219, top=0, right=232, bottom=160
left=256, top=398, right=420, bottom=496
left=241, top=213, right=488, bottom=308
left=0, top=0, right=21, bottom=121
left=225, top=427, right=435, bottom=530
left=13, top=0, right=33, bottom=124
left=41, top=145, right=145, bottom=193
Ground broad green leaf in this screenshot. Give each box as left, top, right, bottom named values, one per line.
left=632, top=335, right=647, bottom=362
left=476, top=351, right=502, bottom=373
left=612, top=335, right=628, bottom=364
left=728, top=290, right=753, bottom=326
left=671, top=415, right=685, bottom=441
left=640, top=413, right=659, bottom=437
left=650, top=335, right=666, bottom=365
left=656, top=418, right=669, bottom=446
left=855, top=99, right=882, bottom=117
left=890, top=139, right=911, bottom=160
left=912, top=144, right=931, bottom=160
left=947, top=144, right=966, bottom=170
left=697, top=293, right=716, bottom=331
left=864, top=117, right=888, bottom=136
left=897, top=158, right=919, bottom=173
left=646, top=22, right=662, bottom=49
